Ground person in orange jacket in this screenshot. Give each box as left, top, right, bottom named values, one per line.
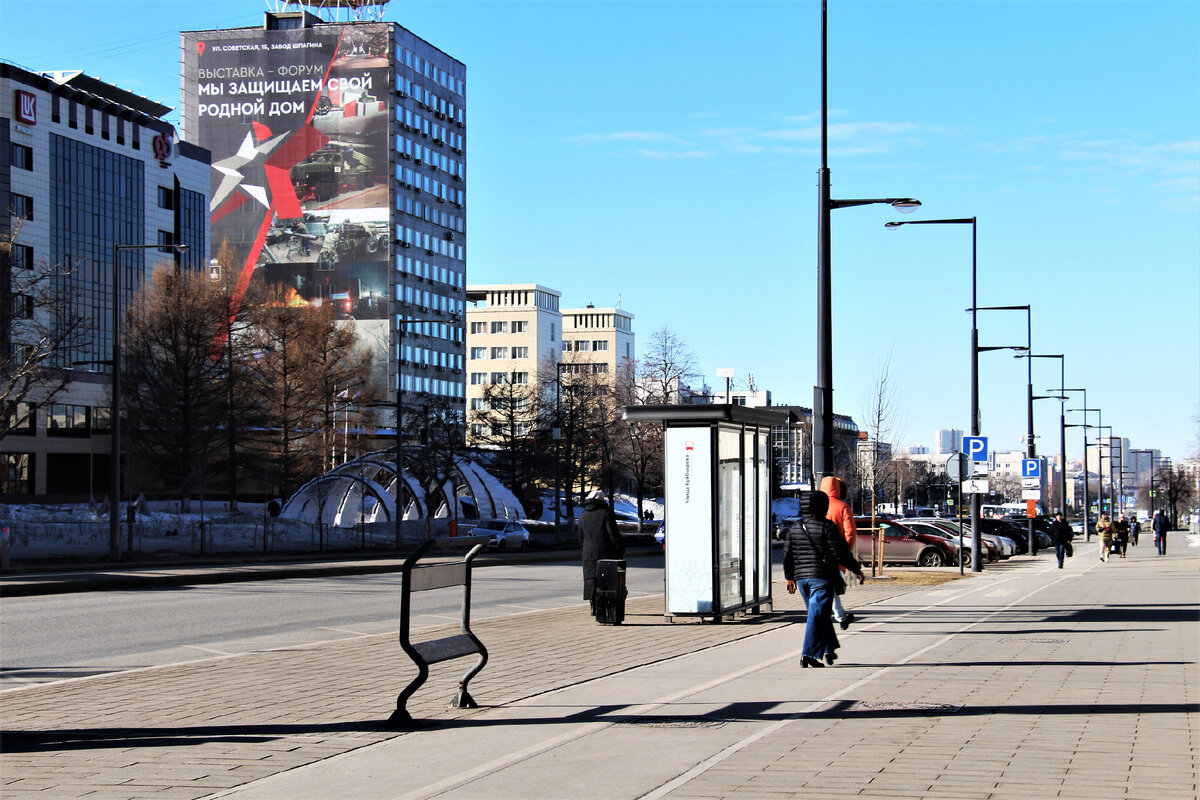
left=820, top=476, right=859, bottom=630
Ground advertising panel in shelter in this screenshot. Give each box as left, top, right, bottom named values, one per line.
left=181, top=23, right=391, bottom=391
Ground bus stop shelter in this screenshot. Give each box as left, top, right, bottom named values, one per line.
left=623, top=404, right=783, bottom=621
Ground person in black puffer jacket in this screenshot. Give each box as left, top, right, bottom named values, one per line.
left=783, top=491, right=864, bottom=667
left=578, top=490, right=624, bottom=615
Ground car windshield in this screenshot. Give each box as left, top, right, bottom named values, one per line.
left=476, top=521, right=506, bottom=530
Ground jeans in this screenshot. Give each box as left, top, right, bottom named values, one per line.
left=1055, top=543, right=1067, bottom=568
left=797, top=577, right=838, bottom=659
left=1156, top=534, right=1166, bottom=555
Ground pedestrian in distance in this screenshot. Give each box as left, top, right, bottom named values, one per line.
left=578, top=490, right=624, bottom=619
left=1130, top=516, right=1141, bottom=547
left=1153, top=509, right=1170, bottom=555
left=783, top=491, right=865, bottom=668
left=1049, top=511, right=1074, bottom=569
left=1114, top=515, right=1130, bottom=558
left=1096, top=513, right=1114, bottom=562
left=819, top=476, right=858, bottom=630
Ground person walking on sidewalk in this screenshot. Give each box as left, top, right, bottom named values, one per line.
left=1096, top=513, right=1114, bottom=562
left=1114, top=515, right=1130, bottom=558
left=578, top=490, right=624, bottom=617
left=1130, top=516, right=1141, bottom=547
left=783, top=492, right=864, bottom=668
left=820, top=476, right=858, bottom=631
left=1153, top=509, right=1170, bottom=555
left=1050, top=511, right=1074, bottom=569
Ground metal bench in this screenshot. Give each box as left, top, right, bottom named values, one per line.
left=387, top=535, right=490, bottom=727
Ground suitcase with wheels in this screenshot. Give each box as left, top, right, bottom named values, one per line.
left=594, top=559, right=626, bottom=625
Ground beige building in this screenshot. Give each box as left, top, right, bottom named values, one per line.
left=463, top=285, right=635, bottom=446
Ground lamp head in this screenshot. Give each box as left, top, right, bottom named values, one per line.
left=891, top=199, right=921, bottom=213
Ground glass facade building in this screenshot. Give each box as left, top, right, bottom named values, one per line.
left=1, top=63, right=210, bottom=497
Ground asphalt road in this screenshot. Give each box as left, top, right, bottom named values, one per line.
left=0, top=556, right=666, bottom=689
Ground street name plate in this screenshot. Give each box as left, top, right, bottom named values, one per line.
left=963, top=479, right=989, bottom=494
left=1021, top=489, right=1042, bottom=500
left=1022, top=478, right=1040, bottom=488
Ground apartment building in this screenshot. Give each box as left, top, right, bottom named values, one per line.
left=560, top=303, right=635, bottom=379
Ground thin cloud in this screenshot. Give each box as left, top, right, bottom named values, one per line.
left=566, top=131, right=680, bottom=145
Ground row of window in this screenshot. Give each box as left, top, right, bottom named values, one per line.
left=395, top=166, right=465, bottom=208
left=567, top=313, right=633, bottom=332
left=399, top=373, right=463, bottom=399
left=399, top=344, right=463, bottom=371
left=395, top=133, right=464, bottom=178
left=399, top=47, right=465, bottom=99
left=470, top=397, right=531, bottom=412
left=562, top=339, right=609, bottom=352
left=469, top=346, right=531, bottom=360
left=6, top=402, right=110, bottom=436
left=394, top=315, right=463, bottom=344
left=50, top=95, right=145, bottom=149
left=469, top=320, right=530, bottom=335
left=560, top=363, right=610, bottom=375
left=470, top=422, right=532, bottom=437
left=397, top=255, right=464, bottom=289
left=469, top=371, right=530, bottom=386
left=395, top=194, right=464, bottom=235
left=396, top=223, right=464, bottom=260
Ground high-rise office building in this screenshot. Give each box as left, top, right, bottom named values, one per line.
left=1, top=63, right=209, bottom=497
left=935, top=428, right=963, bottom=455
left=180, top=6, right=466, bottom=417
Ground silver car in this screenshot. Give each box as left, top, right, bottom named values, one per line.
left=468, top=519, right=530, bottom=551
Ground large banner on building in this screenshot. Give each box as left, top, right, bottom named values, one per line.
left=181, top=23, right=391, bottom=391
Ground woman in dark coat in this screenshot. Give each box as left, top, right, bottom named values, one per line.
left=578, top=490, right=624, bottom=614
left=783, top=492, right=864, bottom=667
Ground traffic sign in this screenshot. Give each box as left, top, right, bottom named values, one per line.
left=946, top=453, right=970, bottom=482
left=963, top=436, right=988, bottom=462
left=963, top=479, right=989, bottom=494
left=1021, top=477, right=1040, bottom=489
left=1022, top=458, right=1041, bottom=478
left=1021, top=489, right=1042, bottom=500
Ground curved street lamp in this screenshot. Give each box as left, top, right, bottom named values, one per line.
left=812, top=0, right=919, bottom=485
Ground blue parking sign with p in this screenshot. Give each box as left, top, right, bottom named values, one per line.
left=964, top=436, right=988, bottom=462
left=1023, top=458, right=1041, bottom=478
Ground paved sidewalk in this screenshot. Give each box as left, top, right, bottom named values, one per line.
left=2, top=538, right=1196, bottom=799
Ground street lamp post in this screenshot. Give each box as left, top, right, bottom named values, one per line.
left=885, top=217, right=990, bottom=570
left=1068, top=406, right=1101, bottom=533
left=813, top=0, right=919, bottom=485
left=972, top=304, right=1035, bottom=554
left=109, top=243, right=188, bottom=561
left=1097, top=425, right=1115, bottom=518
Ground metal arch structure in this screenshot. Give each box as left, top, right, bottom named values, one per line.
left=276, top=0, right=391, bottom=22
left=280, top=449, right=526, bottom=527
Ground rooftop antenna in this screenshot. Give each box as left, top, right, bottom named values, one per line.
left=616, top=293, right=622, bottom=309
left=274, top=0, right=391, bottom=22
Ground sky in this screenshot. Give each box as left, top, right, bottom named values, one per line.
left=2, top=0, right=1198, bottom=463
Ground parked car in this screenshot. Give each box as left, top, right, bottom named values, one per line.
left=467, top=519, right=530, bottom=551
left=900, top=518, right=998, bottom=563
left=854, top=518, right=955, bottom=567
left=919, top=518, right=1015, bottom=559
left=654, top=522, right=665, bottom=548
left=1002, top=514, right=1054, bottom=550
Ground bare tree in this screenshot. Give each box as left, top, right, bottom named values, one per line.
left=638, top=327, right=699, bottom=403
left=122, top=264, right=230, bottom=508
left=541, top=352, right=612, bottom=531
left=0, top=217, right=86, bottom=444
left=468, top=375, right=545, bottom=506
left=406, top=393, right=467, bottom=540
left=613, top=355, right=662, bottom=527
left=858, top=357, right=905, bottom=575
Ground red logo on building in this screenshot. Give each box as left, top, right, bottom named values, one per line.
left=15, top=90, right=36, bottom=125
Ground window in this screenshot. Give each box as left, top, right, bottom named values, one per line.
left=471, top=423, right=486, bottom=436
left=470, top=347, right=486, bottom=359
left=550, top=323, right=556, bottom=342
left=47, top=404, right=89, bottom=435
left=592, top=340, right=608, bottom=351
left=10, top=143, right=32, bottom=170
left=511, top=346, right=529, bottom=359
left=157, top=186, right=175, bottom=210
left=10, top=244, right=33, bottom=270
left=490, top=347, right=508, bottom=360
left=490, top=321, right=508, bottom=334
left=11, top=194, right=33, bottom=220
left=515, top=422, right=532, bottom=436
left=511, top=320, right=528, bottom=334
left=470, top=321, right=486, bottom=335
left=157, top=230, right=175, bottom=252
left=469, top=398, right=486, bottom=410
left=512, top=372, right=529, bottom=385
left=12, top=293, right=33, bottom=320
left=470, top=372, right=487, bottom=385
left=514, top=398, right=530, bottom=411
left=490, top=372, right=508, bottom=384
left=5, top=403, right=35, bottom=435
left=573, top=340, right=591, bottom=352
left=0, top=453, right=33, bottom=494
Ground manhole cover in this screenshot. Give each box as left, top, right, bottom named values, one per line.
left=619, top=717, right=727, bottom=729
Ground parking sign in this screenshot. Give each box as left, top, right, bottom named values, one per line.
left=1022, top=458, right=1041, bottom=479
left=963, top=436, right=988, bottom=462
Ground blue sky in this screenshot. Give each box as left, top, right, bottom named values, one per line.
left=3, top=0, right=1197, bottom=462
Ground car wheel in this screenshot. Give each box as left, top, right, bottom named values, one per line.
left=496, top=538, right=507, bottom=551
left=960, top=548, right=971, bottom=564
left=917, top=548, right=945, bottom=568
